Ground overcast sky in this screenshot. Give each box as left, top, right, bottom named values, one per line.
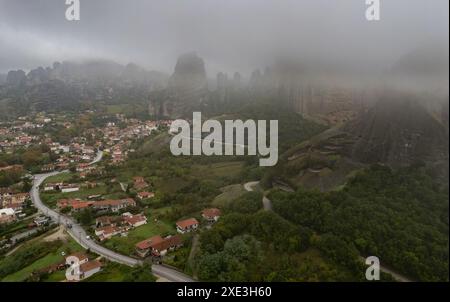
left=0, top=0, right=448, bottom=77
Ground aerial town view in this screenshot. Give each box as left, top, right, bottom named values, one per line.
left=0, top=0, right=448, bottom=291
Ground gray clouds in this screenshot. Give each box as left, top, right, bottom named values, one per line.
left=0, top=0, right=448, bottom=77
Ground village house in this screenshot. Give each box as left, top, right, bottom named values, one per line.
left=91, top=198, right=136, bottom=212
left=81, top=181, right=98, bottom=189
left=34, top=216, right=50, bottom=226
left=135, top=235, right=183, bottom=258
left=201, top=208, right=222, bottom=223
left=95, top=225, right=124, bottom=241
left=56, top=162, right=69, bottom=170
left=57, top=199, right=93, bottom=211
left=1, top=192, right=29, bottom=209
left=76, top=163, right=91, bottom=172
left=123, top=213, right=147, bottom=228
left=57, top=199, right=79, bottom=209
left=60, top=184, right=80, bottom=193
left=0, top=188, right=13, bottom=203
left=0, top=208, right=16, bottom=224
left=176, top=218, right=199, bottom=234
left=41, top=164, right=55, bottom=172
left=71, top=201, right=94, bottom=212
left=95, top=215, right=123, bottom=228
left=137, top=191, right=155, bottom=200
left=8, top=203, right=24, bottom=214
left=11, top=193, right=29, bottom=205
left=65, top=253, right=102, bottom=281
left=133, top=176, right=149, bottom=190
left=44, top=182, right=63, bottom=192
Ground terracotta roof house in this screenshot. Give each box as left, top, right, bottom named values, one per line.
left=57, top=199, right=80, bottom=209
left=92, top=198, right=136, bottom=212
left=135, top=235, right=183, bottom=258
left=150, top=235, right=183, bottom=257
left=176, top=218, right=199, bottom=234
left=95, top=226, right=123, bottom=241
left=95, top=215, right=123, bottom=227
left=65, top=253, right=102, bottom=281
left=71, top=201, right=94, bottom=211
left=201, top=208, right=222, bottom=222
left=124, top=214, right=147, bottom=228
left=137, top=191, right=155, bottom=200
left=133, top=176, right=149, bottom=190
left=79, top=260, right=102, bottom=278
left=135, top=235, right=164, bottom=257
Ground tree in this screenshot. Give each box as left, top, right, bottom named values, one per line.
left=78, top=209, right=93, bottom=226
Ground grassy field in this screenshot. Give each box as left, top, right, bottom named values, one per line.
left=191, top=161, right=244, bottom=179
left=43, top=172, right=73, bottom=183
left=0, top=217, right=36, bottom=239
left=1, top=236, right=84, bottom=282
left=41, top=183, right=124, bottom=208
left=103, top=213, right=175, bottom=256
left=83, top=262, right=156, bottom=282
left=212, top=184, right=246, bottom=208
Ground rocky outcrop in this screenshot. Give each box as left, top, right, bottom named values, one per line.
left=342, top=93, right=449, bottom=178
left=6, top=70, right=27, bottom=86
left=149, top=53, right=208, bottom=119
left=169, top=52, right=207, bottom=92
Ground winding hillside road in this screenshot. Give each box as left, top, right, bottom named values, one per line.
left=244, top=181, right=413, bottom=282
left=30, top=151, right=194, bottom=282
left=244, top=181, right=272, bottom=210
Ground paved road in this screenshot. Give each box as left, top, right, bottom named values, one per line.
left=243, top=181, right=272, bottom=210
left=30, top=151, right=194, bottom=282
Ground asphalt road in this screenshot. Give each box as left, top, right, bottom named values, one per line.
left=30, top=151, right=194, bottom=282
left=243, top=181, right=272, bottom=210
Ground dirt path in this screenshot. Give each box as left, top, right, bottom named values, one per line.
left=187, top=234, right=200, bottom=279
left=43, top=226, right=69, bottom=242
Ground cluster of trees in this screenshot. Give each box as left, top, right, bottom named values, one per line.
left=269, top=164, right=449, bottom=281
left=195, top=164, right=448, bottom=281
left=195, top=192, right=357, bottom=281
left=0, top=144, right=56, bottom=175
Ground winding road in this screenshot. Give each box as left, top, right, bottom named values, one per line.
left=244, top=181, right=413, bottom=282
left=244, top=181, right=272, bottom=210
left=30, top=151, right=194, bottom=282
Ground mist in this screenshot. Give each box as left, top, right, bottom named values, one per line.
left=0, top=0, right=448, bottom=90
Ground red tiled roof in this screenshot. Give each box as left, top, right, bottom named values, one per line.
left=151, top=235, right=183, bottom=253
left=202, top=208, right=221, bottom=218
left=97, top=225, right=120, bottom=235
left=138, top=191, right=154, bottom=198
left=94, top=199, right=135, bottom=207
left=176, top=218, right=199, bottom=229
left=79, top=260, right=102, bottom=273
left=133, top=176, right=145, bottom=183
left=72, top=201, right=93, bottom=210
left=96, top=216, right=123, bottom=225
left=124, top=214, right=147, bottom=225
left=135, top=235, right=163, bottom=250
